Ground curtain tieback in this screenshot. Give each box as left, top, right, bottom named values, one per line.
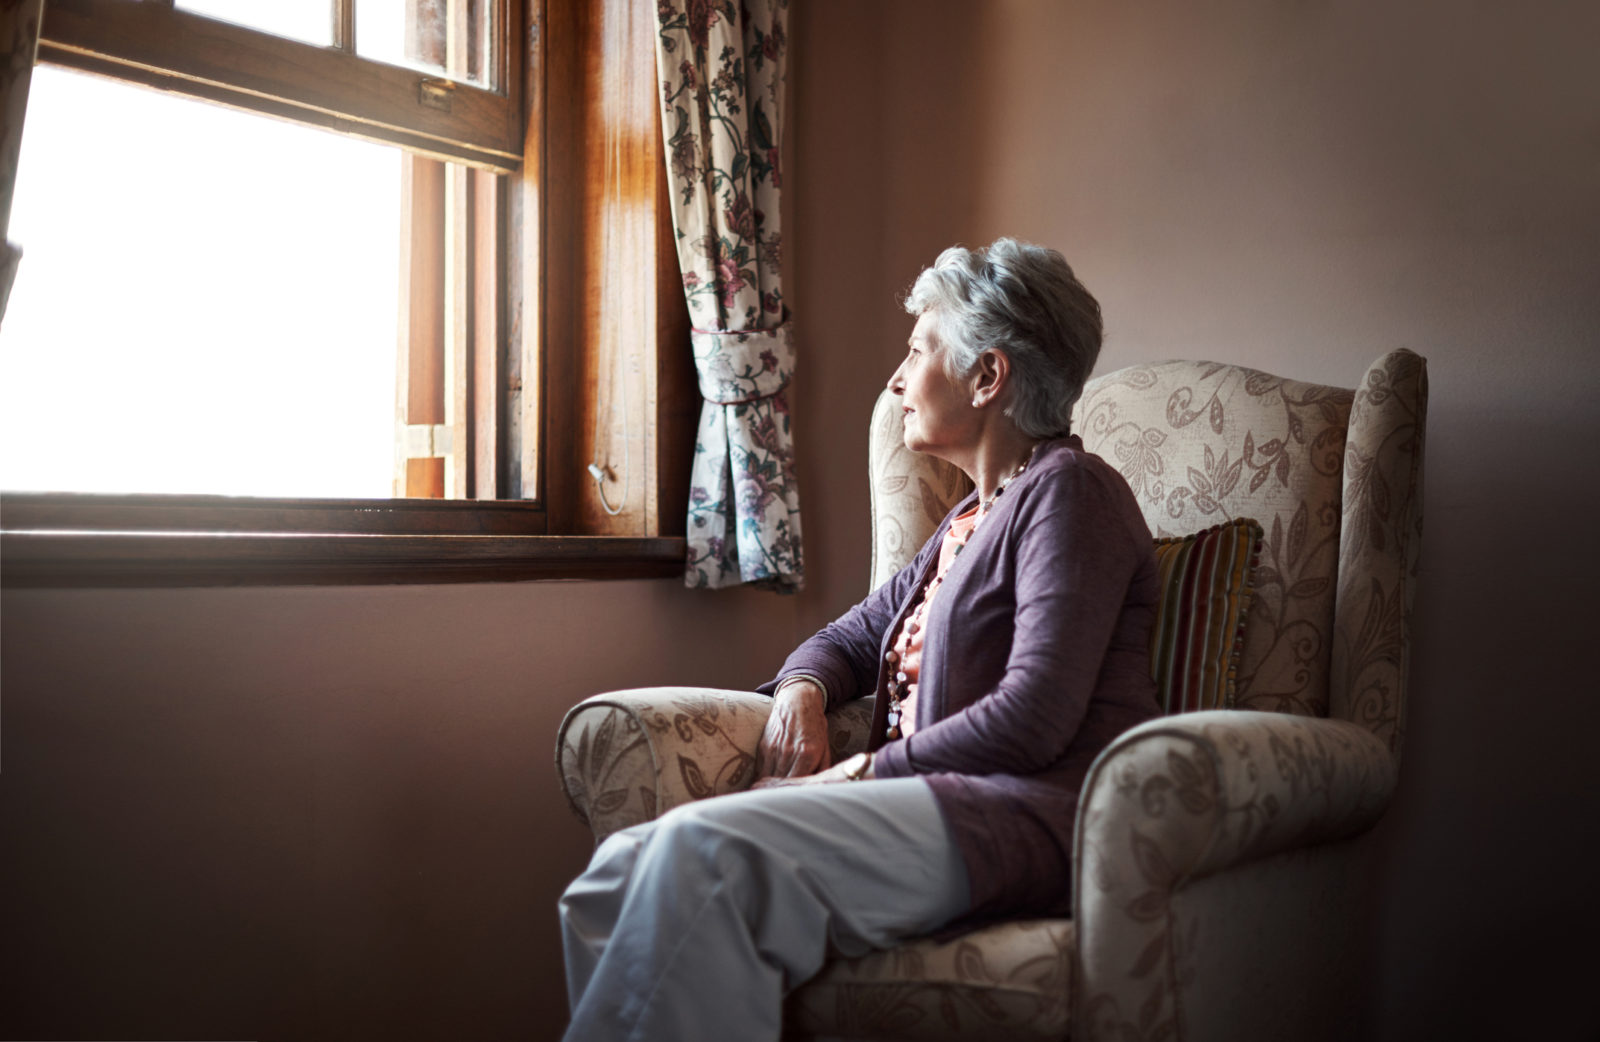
left=691, top=322, right=795, bottom=406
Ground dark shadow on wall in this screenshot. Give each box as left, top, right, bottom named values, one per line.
left=1373, top=393, right=1600, bottom=1042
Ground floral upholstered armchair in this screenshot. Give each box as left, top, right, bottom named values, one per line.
left=557, top=351, right=1428, bottom=1042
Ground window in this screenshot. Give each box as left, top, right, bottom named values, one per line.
left=1, top=0, right=696, bottom=585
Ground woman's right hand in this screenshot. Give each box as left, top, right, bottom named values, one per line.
left=754, top=679, right=832, bottom=781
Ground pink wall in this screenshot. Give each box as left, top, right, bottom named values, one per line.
left=0, top=581, right=798, bottom=1039
left=4, top=0, right=1598, bottom=1038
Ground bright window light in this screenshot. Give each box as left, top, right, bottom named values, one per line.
left=176, top=0, right=333, bottom=47
left=1, top=65, right=401, bottom=499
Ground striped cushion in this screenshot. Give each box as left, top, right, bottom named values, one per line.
left=1150, top=518, right=1263, bottom=714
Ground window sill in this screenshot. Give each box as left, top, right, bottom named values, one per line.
left=0, top=531, right=687, bottom=587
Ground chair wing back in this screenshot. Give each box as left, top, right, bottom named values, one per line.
left=1329, top=349, right=1428, bottom=759
left=867, top=389, right=972, bottom=590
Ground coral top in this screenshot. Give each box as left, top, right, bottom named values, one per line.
left=894, top=506, right=980, bottom=735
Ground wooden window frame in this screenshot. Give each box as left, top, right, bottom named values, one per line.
left=2, top=0, right=696, bottom=587
left=37, top=0, right=523, bottom=171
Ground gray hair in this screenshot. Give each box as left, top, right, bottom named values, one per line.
left=904, top=237, right=1103, bottom=439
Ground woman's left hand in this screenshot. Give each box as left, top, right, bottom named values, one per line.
left=749, top=774, right=820, bottom=790
left=749, top=767, right=840, bottom=790
left=755, top=680, right=832, bottom=780
left=750, top=753, right=872, bottom=790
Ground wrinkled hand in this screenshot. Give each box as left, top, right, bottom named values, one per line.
left=751, top=754, right=866, bottom=790
left=754, top=680, right=831, bottom=783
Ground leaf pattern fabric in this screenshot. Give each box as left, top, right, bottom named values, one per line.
left=785, top=919, right=1076, bottom=1040
left=1330, top=350, right=1428, bottom=759
left=654, top=0, right=803, bottom=591
left=1073, top=711, right=1397, bottom=1041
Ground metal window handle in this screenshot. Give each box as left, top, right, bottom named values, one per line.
left=419, top=78, right=455, bottom=112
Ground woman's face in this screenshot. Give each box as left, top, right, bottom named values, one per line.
left=887, top=311, right=979, bottom=459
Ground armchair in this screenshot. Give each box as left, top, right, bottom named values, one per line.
left=557, top=350, right=1427, bottom=1041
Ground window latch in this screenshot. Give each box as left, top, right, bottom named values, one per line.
left=419, top=78, right=455, bottom=113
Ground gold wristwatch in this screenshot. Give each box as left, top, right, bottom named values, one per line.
left=842, top=751, right=874, bottom=781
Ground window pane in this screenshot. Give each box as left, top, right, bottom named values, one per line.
left=1, top=66, right=400, bottom=499
left=357, top=0, right=492, bottom=88
left=176, top=0, right=334, bottom=47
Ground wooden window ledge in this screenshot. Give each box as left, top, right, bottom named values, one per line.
left=0, top=531, right=687, bottom=587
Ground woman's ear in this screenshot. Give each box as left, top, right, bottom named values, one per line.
left=970, top=349, right=1010, bottom=408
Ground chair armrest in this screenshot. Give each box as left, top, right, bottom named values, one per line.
left=556, top=687, right=878, bottom=843
left=1072, top=711, right=1396, bottom=1039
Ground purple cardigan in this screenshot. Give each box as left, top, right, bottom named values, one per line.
left=760, top=436, right=1160, bottom=920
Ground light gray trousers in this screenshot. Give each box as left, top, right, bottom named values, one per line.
left=559, top=777, right=970, bottom=1042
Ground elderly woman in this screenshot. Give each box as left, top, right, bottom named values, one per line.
left=560, top=238, right=1160, bottom=1042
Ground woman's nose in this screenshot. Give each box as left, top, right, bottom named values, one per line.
left=887, top=362, right=905, bottom=394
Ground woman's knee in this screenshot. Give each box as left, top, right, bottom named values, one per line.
left=561, top=826, right=651, bottom=909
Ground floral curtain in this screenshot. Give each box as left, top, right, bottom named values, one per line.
left=654, top=0, right=803, bottom=592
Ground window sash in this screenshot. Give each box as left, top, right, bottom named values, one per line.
left=39, top=0, right=523, bottom=172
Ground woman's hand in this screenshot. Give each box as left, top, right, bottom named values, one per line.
left=751, top=752, right=873, bottom=790
left=754, top=679, right=832, bottom=782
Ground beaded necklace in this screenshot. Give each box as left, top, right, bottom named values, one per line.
left=882, top=457, right=1029, bottom=740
